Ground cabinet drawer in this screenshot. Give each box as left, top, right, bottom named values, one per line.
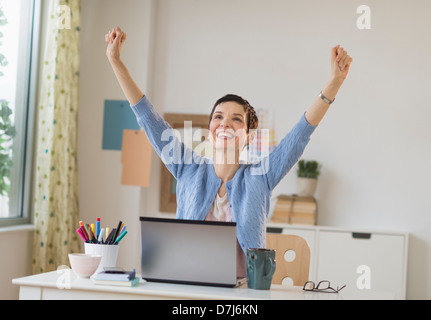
left=317, top=230, right=406, bottom=299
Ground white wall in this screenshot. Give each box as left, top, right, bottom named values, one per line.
left=79, top=0, right=156, bottom=271
left=79, top=0, right=431, bottom=299
left=0, top=227, right=33, bottom=299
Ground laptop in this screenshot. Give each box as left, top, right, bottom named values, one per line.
left=139, top=217, right=245, bottom=288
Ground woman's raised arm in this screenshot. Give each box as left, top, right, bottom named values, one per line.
left=105, top=27, right=144, bottom=106
left=305, top=45, right=353, bottom=126
left=104, top=27, right=199, bottom=180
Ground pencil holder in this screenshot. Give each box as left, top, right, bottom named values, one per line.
left=84, top=243, right=119, bottom=274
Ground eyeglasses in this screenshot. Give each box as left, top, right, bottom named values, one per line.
left=303, top=280, right=346, bottom=293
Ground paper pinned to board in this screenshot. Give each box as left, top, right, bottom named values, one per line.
left=121, top=129, right=152, bottom=187
left=102, top=100, right=140, bottom=151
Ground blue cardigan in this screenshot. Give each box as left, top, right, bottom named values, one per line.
left=131, top=95, right=317, bottom=254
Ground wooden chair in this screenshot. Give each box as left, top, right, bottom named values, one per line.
left=266, top=233, right=311, bottom=286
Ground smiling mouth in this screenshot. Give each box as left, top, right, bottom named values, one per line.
left=216, top=132, right=235, bottom=140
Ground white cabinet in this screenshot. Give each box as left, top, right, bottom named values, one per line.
left=267, top=224, right=408, bottom=299
left=317, top=230, right=406, bottom=298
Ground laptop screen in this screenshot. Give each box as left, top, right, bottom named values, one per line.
left=139, top=217, right=237, bottom=287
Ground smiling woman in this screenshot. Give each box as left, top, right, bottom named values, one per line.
left=209, top=94, right=259, bottom=134
left=208, top=94, right=259, bottom=164
left=105, top=26, right=352, bottom=277
left=208, top=95, right=259, bottom=179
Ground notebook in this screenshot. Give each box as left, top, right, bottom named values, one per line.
left=139, top=217, right=245, bottom=287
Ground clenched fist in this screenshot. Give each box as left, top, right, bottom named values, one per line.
left=331, top=45, right=353, bottom=81
left=105, top=27, right=127, bottom=63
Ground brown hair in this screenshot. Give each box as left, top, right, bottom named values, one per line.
left=209, top=94, right=259, bottom=133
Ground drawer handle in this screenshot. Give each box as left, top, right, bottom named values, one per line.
left=267, top=227, right=283, bottom=234
left=352, top=232, right=372, bottom=239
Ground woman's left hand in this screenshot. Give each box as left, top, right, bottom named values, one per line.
left=331, top=45, right=353, bottom=82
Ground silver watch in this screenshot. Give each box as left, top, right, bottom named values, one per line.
left=319, top=91, right=335, bottom=105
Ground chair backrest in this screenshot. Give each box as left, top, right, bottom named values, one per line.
left=266, top=233, right=310, bottom=286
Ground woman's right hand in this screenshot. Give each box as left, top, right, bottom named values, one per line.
left=105, top=27, right=127, bottom=63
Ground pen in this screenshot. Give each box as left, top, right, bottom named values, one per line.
left=91, top=224, right=95, bottom=236
left=96, top=218, right=100, bottom=238
left=109, top=228, right=118, bottom=244
left=98, top=228, right=105, bottom=244
left=76, top=228, right=87, bottom=243
left=80, top=225, right=89, bottom=241
left=112, top=221, right=122, bottom=245
left=85, top=224, right=90, bottom=237
left=105, top=227, right=110, bottom=241
left=106, top=228, right=116, bottom=244
left=88, top=226, right=97, bottom=244
left=114, top=230, right=128, bottom=244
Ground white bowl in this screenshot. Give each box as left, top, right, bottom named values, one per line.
left=68, top=253, right=102, bottom=278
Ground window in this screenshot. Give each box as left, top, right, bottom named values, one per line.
left=0, top=0, right=41, bottom=227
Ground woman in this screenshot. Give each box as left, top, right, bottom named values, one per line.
left=105, top=27, right=352, bottom=277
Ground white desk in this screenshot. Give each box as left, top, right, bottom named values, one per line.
left=12, top=271, right=395, bottom=300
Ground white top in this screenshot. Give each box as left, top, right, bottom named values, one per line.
left=205, top=193, right=247, bottom=278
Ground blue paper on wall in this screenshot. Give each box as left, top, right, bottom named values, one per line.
left=102, top=100, right=140, bottom=151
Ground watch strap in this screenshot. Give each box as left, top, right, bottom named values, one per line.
left=319, top=91, right=335, bottom=105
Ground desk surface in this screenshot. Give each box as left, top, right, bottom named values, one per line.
left=13, top=271, right=395, bottom=300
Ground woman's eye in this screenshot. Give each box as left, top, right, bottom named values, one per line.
left=213, top=115, right=242, bottom=122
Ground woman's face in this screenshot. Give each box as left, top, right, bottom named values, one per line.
left=208, top=102, right=249, bottom=154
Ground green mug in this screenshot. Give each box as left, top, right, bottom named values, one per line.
left=246, top=248, right=276, bottom=290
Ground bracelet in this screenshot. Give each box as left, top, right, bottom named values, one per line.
left=319, top=91, right=336, bottom=105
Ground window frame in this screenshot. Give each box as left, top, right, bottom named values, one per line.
left=0, top=0, right=41, bottom=228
